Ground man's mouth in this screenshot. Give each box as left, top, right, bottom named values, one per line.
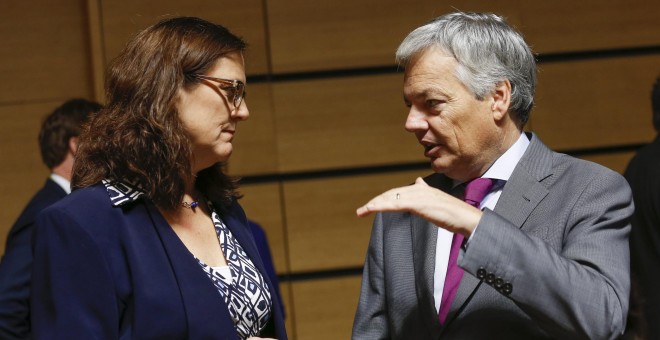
left=423, top=142, right=441, bottom=157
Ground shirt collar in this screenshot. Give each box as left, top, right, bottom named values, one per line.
left=482, top=132, right=530, bottom=182
left=452, top=132, right=530, bottom=187
left=50, top=173, right=71, bottom=194
left=102, top=179, right=146, bottom=207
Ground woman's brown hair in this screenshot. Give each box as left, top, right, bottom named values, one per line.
left=72, top=17, right=246, bottom=211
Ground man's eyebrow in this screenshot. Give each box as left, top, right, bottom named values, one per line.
left=405, top=87, right=445, bottom=101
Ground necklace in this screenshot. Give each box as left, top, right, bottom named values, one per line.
left=181, top=200, right=199, bottom=209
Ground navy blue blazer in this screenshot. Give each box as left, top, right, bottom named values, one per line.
left=0, top=178, right=66, bottom=339
left=31, top=184, right=287, bottom=339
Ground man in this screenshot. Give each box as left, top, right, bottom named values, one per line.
left=0, top=99, right=101, bottom=339
left=624, top=75, right=660, bottom=339
left=353, top=12, right=633, bottom=339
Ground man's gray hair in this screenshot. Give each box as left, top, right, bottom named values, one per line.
left=396, top=12, right=536, bottom=126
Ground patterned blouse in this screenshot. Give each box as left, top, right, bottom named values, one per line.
left=103, top=180, right=272, bottom=339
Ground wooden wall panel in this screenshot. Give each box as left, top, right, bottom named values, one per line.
left=531, top=55, right=659, bottom=150
left=429, top=1, right=660, bottom=53
left=100, top=0, right=269, bottom=75
left=273, top=74, right=425, bottom=173
left=283, top=169, right=430, bottom=273
left=280, top=282, right=296, bottom=340
left=519, top=0, right=660, bottom=54
left=237, top=182, right=288, bottom=274
left=267, top=0, right=439, bottom=73
left=579, top=151, right=637, bottom=175
left=0, top=0, right=93, bottom=104
left=227, top=84, right=278, bottom=176
left=291, top=276, right=362, bottom=340
left=0, top=102, right=61, bottom=254
left=268, top=0, right=660, bottom=73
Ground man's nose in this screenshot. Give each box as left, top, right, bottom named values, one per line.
left=404, top=106, right=428, bottom=132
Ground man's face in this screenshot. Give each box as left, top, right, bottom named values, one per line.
left=403, top=48, right=501, bottom=181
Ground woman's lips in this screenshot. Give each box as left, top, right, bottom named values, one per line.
left=222, top=130, right=235, bottom=141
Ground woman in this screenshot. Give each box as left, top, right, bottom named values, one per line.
left=30, top=17, right=286, bottom=339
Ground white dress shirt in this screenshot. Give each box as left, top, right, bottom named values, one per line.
left=433, top=132, right=530, bottom=313
left=50, top=173, right=71, bottom=194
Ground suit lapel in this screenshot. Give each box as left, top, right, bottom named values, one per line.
left=494, top=133, right=553, bottom=227
left=412, top=214, right=441, bottom=335
left=413, top=174, right=456, bottom=336
left=448, top=133, right=553, bottom=323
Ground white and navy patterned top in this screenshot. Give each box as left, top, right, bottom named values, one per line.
left=103, top=179, right=272, bottom=339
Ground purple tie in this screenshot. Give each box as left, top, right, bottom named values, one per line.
left=438, top=178, right=494, bottom=324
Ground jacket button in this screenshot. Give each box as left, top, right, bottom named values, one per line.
left=485, top=273, right=496, bottom=284
left=477, top=267, right=487, bottom=279
left=501, top=282, right=513, bottom=295
left=494, top=278, right=504, bottom=288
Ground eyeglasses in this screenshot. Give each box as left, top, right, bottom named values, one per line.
left=194, top=74, right=246, bottom=110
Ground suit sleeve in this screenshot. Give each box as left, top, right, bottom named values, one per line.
left=459, top=169, right=633, bottom=339
left=352, top=212, right=390, bottom=340
left=31, top=207, right=119, bottom=339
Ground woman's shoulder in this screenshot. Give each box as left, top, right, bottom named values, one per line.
left=38, top=182, right=118, bottom=226
left=63, top=183, right=113, bottom=208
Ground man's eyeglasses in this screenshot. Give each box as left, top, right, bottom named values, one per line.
left=194, top=74, right=245, bottom=110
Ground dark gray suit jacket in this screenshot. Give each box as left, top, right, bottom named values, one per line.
left=353, top=133, right=633, bottom=339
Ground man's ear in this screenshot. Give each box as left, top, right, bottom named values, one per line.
left=491, top=79, right=512, bottom=122
left=68, top=136, right=79, bottom=155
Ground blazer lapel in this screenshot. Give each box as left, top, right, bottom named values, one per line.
left=412, top=214, right=442, bottom=336
left=143, top=202, right=238, bottom=339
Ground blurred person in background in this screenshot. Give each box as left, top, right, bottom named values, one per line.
left=0, top=98, right=101, bottom=339
left=624, top=75, right=660, bottom=340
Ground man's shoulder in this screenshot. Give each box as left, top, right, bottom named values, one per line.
left=9, top=179, right=66, bottom=231
left=552, top=151, right=624, bottom=180
left=626, top=136, right=660, bottom=171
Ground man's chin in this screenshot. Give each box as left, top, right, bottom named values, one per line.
left=430, top=159, right=448, bottom=174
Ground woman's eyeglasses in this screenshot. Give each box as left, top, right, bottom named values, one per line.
left=194, top=74, right=245, bottom=110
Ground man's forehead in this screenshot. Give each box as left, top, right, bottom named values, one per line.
left=403, top=53, right=458, bottom=90
left=405, top=50, right=456, bottom=75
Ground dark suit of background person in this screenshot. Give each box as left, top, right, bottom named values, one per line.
left=624, top=76, right=660, bottom=340
left=0, top=99, right=100, bottom=339
left=352, top=12, right=634, bottom=340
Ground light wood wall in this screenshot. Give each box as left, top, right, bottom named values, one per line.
left=1, top=1, right=659, bottom=338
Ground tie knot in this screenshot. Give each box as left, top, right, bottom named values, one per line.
left=464, top=178, right=494, bottom=208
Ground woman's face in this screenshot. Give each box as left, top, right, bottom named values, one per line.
left=177, top=52, right=249, bottom=173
